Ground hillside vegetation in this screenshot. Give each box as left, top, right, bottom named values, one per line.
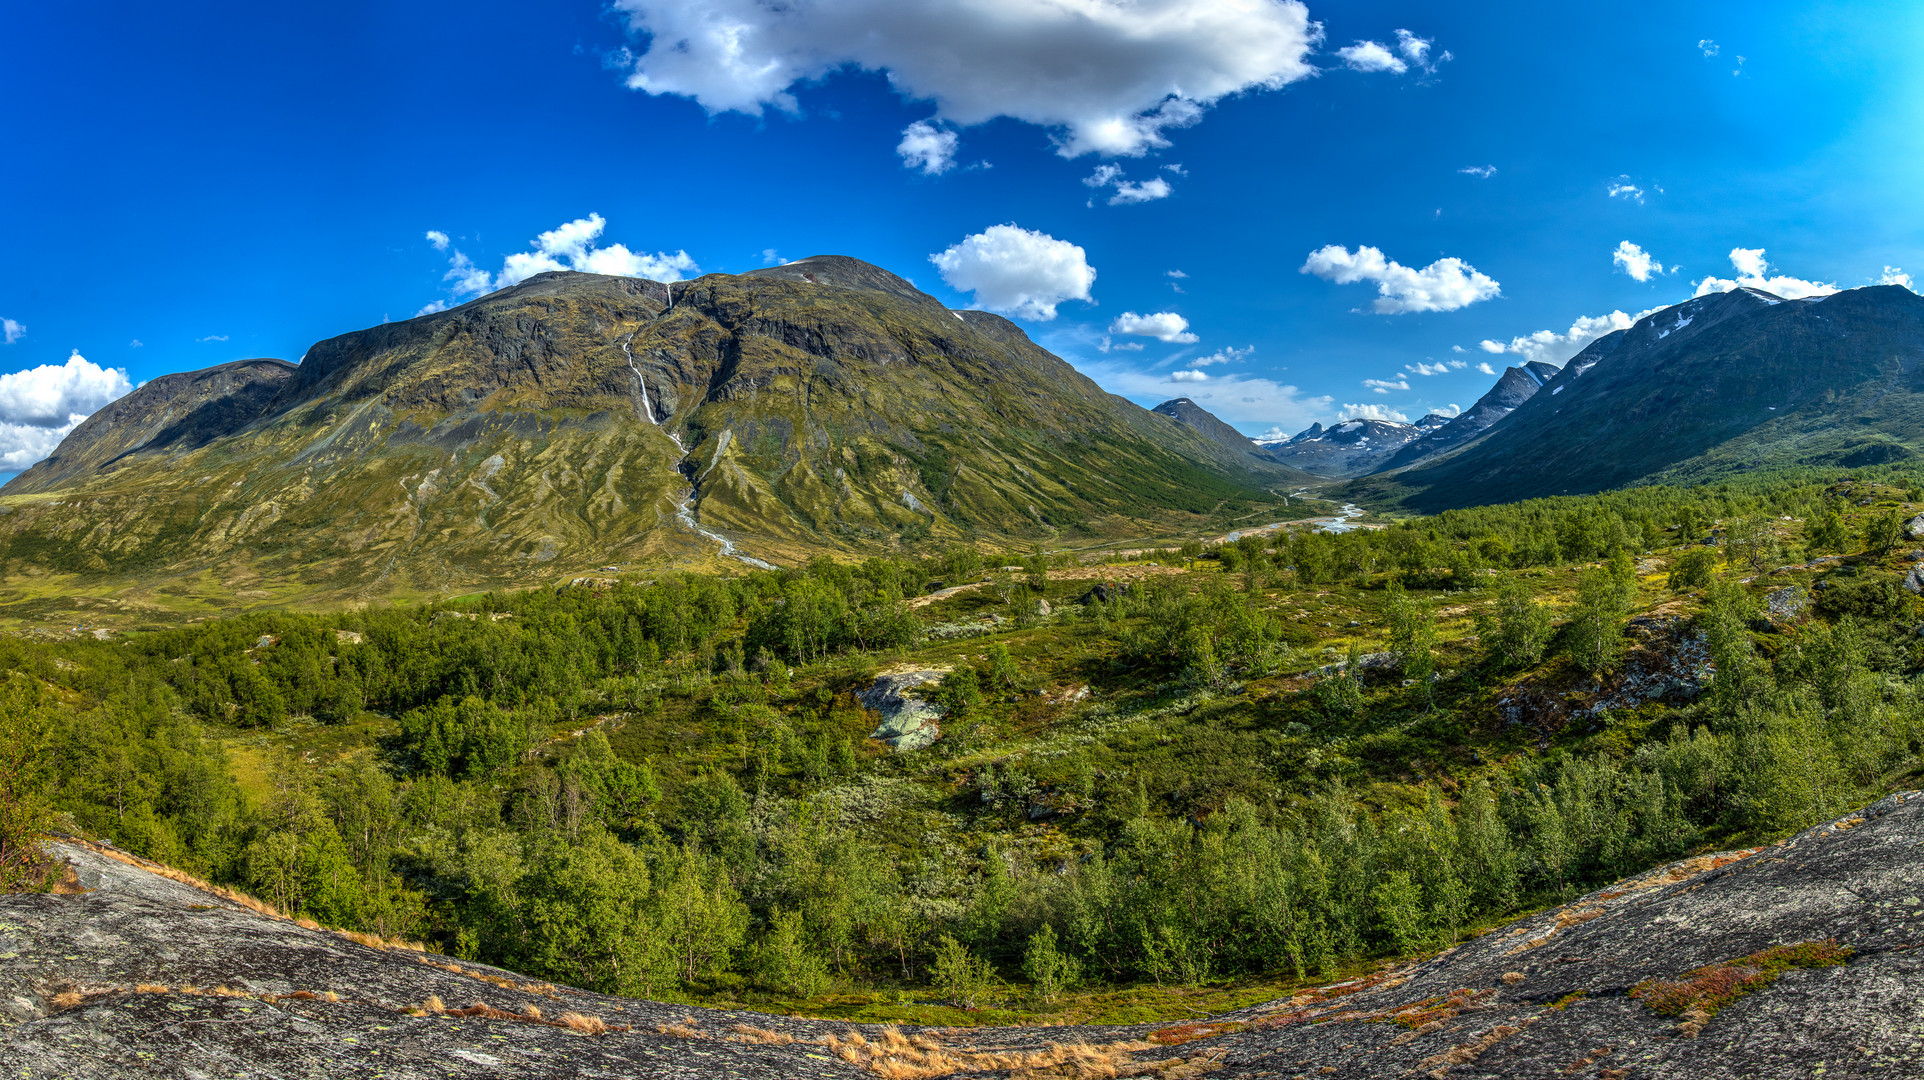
left=4, top=471, right=1924, bottom=1024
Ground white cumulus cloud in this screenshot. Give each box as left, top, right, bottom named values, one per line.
left=1879, top=266, right=1916, bottom=291
left=931, top=224, right=1096, bottom=321
left=897, top=120, right=959, bottom=174
left=1083, top=165, right=1173, bottom=204
left=1362, top=377, right=1409, bottom=394
left=1109, top=177, right=1172, bottom=204
left=424, top=214, right=699, bottom=312
left=1341, top=403, right=1410, bottom=423
left=1109, top=311, right=1197, bottom=343
left=1476, top=361, right=1497, bottom=375
left=1, top=318, right=23, bottom=346
left=1335, top=40, right=1404, bottom=73
left=1480, top=310, right=1640, bottom=365
left=611, top=0, right=1322, bottom=158
left=1698, top=39, right=1719, bottom=58
left=1612, top=240, right=1669, bottom=282
left=1301, top=244, right=1501, bottom=314
left=1692, top=247, right=1837, bottom=300
left=1170, top=369, right=1209, bottom=382
left=0, top=351, right=135, bottom=470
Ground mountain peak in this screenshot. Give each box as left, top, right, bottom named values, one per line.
left=745, top=255, right=947, bottom=310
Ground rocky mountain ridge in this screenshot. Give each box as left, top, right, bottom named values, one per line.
left=1351, top=284, right=1924, bottom=511
left=0, top=258, right=1304, bottom=606
left=5, top=793, right=1919, bottom=1077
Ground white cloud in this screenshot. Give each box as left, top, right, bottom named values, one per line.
left=1692, top=247, right=1837, bottom=300
left=1072, top=350, right=1331, bottom=429
left=426, top=214, right=700, bottom=310
left=1098, top=338, right=1145, bottom=352
left=1162, top=163, right=1186, bottom=175
left=1, top=318, right=22, bottom=346
left=1459, top=165, right=1496, bottom=178
left=1480, top=310, right=1640, bottom=364
left=1186, top=344, right=1253, bottom=367
left=426, top=229, right=451, bottom=251
left=1612, top=240, right=1669, bottom=282
left=1109, top=177, right=1173, bottom=204
left=1879, top=266, right=1916, bottom=291
left=1607, top=178, right=1645, bottom=204
left=1341, top=403, right=1410, bottom=423
left=1405, top=359, right=1468, bottom=376
left=415, top=300, right=449, bottom=317
left=1165, top=269, right=1188, bottom=279
left=443, top=250, right=493, bottom=297
left=1434, top=403, right=1462, bottom=417
left=1083, top=165, right=1173, bottom=204
left=760, top=249, right=785, bottom=266
left=0, top=351, right=134, bottom=469
left=129, top=339, right=143, bottom=348
left=1170, top=369, right=1209, bottom=382
left=1109, top=311, right=1197, bottom=343
left=897, top=120, right=959, bottom=174
left=1300, top=244, right=1501, bottom=314
left=931, top=224, right=1096, bottom=321
left=611, top=0, right=1322, bottom=158
left=1363, top=378, right=1409, bottom=394
left=1476, top=361, right=1496, bottom=375
left=1335, top=40, right=1404, bottom=73
left=1698, top=39, right=1719, bottom=57
left=197, top=335, right=229, bottom=343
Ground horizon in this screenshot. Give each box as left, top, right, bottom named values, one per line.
left=3, top=0, right=1921, bottom=476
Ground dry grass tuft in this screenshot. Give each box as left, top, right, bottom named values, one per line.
left=50, top=990, right=83, bottom=1010
left=729, top=1023, right=797, bottom=1045
left=210, top=986, right=253, bottom=998
left=557, top=1011, right=607, bottom=1036
left=285, top=990, right=317, bottom=1000
left=824, top=1026, right=1151, bottom=1080
left=522, top=1004, right=542, bottom=1019
left=321, top=991, right=342, bottom=1003
left=133, top=983, right=171, bottom=994
left=422, top=994, right=445, bottom=1014
left=1500, top=971, right=1526, bottom=985
left=1417, top=1018, right=1535, bottom=1076
left=294, top=917, right=322, bottom=930
left=657, top=1018, right=708, bottom=1039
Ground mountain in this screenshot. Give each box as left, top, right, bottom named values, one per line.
left=1373, top=360, right=1560, bottom=472
left=8, top=359, right=299, bottom=495
left=1259, top=412, right=1451, bottom=477
left=1347, top=284, right=1924, bottom=512
left=1150, top=396, right=1319, bottom=479
left=0, top=257, right=1295, bottom=602
left=10, top=795, right=1919, bottom=1078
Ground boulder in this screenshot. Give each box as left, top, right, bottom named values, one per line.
left=1078, top=582, right=1132, bottom=605
left=857, top=670, right=947, bottom=751
left=1034, top=598, right=1052, bottom=617
left=1906, top=513, right=1924, bottom=540
left=1764, top=585, right=1809, bottom=620
left=1906, top=563, right=1924, bottom=595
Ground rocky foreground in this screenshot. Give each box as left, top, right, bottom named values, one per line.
left=3, top=794, right=1923, bottom=1079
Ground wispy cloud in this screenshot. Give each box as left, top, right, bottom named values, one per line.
left=1458, top=165, right=1497, bottom=178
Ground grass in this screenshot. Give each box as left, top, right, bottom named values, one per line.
left=1629, top=940, right=1854, bottom=1030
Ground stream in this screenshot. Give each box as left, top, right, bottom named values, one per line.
left=619, top=324, right=775, bottom=570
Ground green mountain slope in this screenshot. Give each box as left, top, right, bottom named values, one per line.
left=0, top=258, right=1298, bottom=607
left=1347, top=285, right=1924, bottom=512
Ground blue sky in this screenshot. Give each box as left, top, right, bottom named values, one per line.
left=2, top=0, right=1921, bottom=473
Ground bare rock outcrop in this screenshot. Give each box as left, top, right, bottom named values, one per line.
left=5, top=793, right=1924, bottom=1078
